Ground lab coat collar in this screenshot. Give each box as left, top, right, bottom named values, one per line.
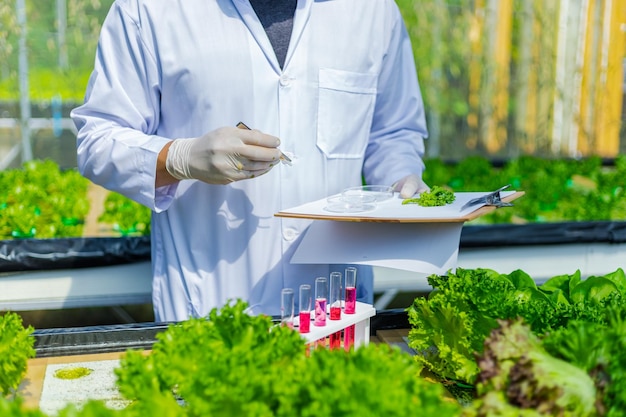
left=231, top=0, right=313, bottom=73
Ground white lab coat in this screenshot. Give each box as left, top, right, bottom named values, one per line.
left=72, top=0, right=428, bottom=322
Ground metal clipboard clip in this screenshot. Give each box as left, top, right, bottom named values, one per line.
left=461, top=184, right=514, bottom=211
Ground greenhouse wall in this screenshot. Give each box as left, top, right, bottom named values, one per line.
left=0, top=0, right=624, bottom=167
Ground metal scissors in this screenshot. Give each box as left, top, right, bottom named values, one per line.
left=461, top=184, right=514, bottom=211
left=236, top=121, right=292, bottom=166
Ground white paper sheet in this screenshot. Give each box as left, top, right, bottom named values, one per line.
left=290, top=220, right=463, bottom=274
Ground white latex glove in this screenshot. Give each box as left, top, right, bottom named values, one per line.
left=393, top=174, right=430, bottom=198
left=165, top=126, right=282, bottom=184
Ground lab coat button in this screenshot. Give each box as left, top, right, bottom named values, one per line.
left=279, top=75, right=292, bottom=87
left=283, top=228, right=298, bottom=241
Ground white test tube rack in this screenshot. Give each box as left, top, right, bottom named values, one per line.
left=294, top=301, right=376, bottom=348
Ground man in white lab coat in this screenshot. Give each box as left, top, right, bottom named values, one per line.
left=72, top=0, right=429, bottom=322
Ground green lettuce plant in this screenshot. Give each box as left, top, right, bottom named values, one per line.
left=97, top=193, right=151, bottom=237
left=116, top=300, right=461, bottom=417
left=407, top=268, right=626, bottom=386
left=422, top=155, right=626, bottom=224
left=0, top=312, right=35, bottom=396
left=0, top=160, right=150, bottom=239
left=542, top=308, right=626, bottom=417
left=0, top=160, right=89, bottom=239
left=466, top=319, right=598, bottom=417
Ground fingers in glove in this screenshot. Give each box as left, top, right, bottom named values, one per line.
left=226, top=155, right=277, bottom=182
left=234, top=127, right=282, bottom=162
left=209, top=127, right=282, bottom=163
left=239, top=146, right=283, bottom=163
left=240, top=160, right=280, bottom=172
left=237, top=128, right=281, bottom=149
left=399, top=181, right=418, bottom=199
left=394, top=175, right=430, bottom=198
left=229, top=165, right=275, bottom=181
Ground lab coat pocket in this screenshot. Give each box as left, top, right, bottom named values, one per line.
left=317, top=68, right=377, bottom=159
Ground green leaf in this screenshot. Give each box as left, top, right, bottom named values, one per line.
left=570, top=276, right=620, bottom=304
left=507, top=269, right=538, bottom=290
left=0, top=312, right=36, bottom=396
left=540, top=273, right=573, bottom=295
left=601, top=268, right=626, bottom=294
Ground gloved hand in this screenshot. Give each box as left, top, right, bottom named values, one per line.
left=393, top=174, right=430, bottom=198
left=165, top=126, right=282, bottom=184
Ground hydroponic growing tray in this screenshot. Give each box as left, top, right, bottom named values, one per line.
left=21, top=308, right=406, bottom=413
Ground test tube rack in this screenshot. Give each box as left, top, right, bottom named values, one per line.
left=295, top=301, right=376, bottom=348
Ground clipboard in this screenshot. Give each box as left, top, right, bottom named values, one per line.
left=275, top=191, right=525, bottom=223
left=276, top=189, right=524, bottom=273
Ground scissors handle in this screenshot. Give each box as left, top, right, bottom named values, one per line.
left=461, top=184, right=513, bottom=211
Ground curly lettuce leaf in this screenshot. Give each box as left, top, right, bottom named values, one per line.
left=0, top=312, right=36, bottom=396
left=543, top=306, right=626, bottom=415
left=408, top=267, right=625, bottom=387
left=473, top=319, right=597, bottom=417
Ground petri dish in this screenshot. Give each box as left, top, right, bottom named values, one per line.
left=324, top=195, right=376, bottom=213
left=342, top=185, right=395, bottom=203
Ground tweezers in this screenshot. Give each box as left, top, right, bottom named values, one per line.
left=236, top=121, right=292, bottom=165
left=460, top=184, right=514, bottom=211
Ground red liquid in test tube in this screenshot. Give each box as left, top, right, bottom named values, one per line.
left=314, top=277, right=327, bottom=326
left=329, top=331, right=342, bottom=349
left=344, top=267, right=357, bottom=314
left=343, top=267, right=358, bottom=350
left=344, top=325, right=355, bottom=350
left=330, top=306, right=341, bottom=320
left=329, top=272, right=343, bottom=347
left=329, top=272, right=342, bottom=320
left=299, top=284, right=312, bottom=334
left=344, top=287, right=357, bottom=314
left=299, top=311, right=310, bottom=333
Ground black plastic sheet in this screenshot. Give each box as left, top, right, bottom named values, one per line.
left=2, top=221, right=626, bottom=273
left=460, top=221, right=626, bottom=247
left=0, top=236, right=151, bottom=273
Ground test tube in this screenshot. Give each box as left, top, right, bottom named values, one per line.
left=314, top=277, right=327, bottom=327
left=344, top=267, right=357, bottom=314
left=344, top=325, right=355, bottom=351
left=329, top=331, right=342, bottom=350
left=344, top=267, right=357, bottom=350
left=329, top=272, right=342, bottom=349
left=299, top=284, right=311, bottom=334
left=281, top=288, right=294, bottom=329
left=329, top=272, right=342, bottom=320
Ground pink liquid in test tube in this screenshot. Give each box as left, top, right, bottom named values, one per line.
left=329, top=331, right=341, bottom=349
left=344, top=324, right=355, bottom=350
left=314, top=298, right=327, bottom=326
left=299, top=284, right=312, bottom=334
left=329, top=272, right=342, bottom=320
left=314, top=277, right=327, bottom=327
left=299, top=311, right=310, bottom=333
left=344, top=287, right=357, bottom=314
left=344, top=267, right=357, bottom=314
left=343, top=268, right=358, bottom=350
left=329, top=272, right=343, bottom=344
